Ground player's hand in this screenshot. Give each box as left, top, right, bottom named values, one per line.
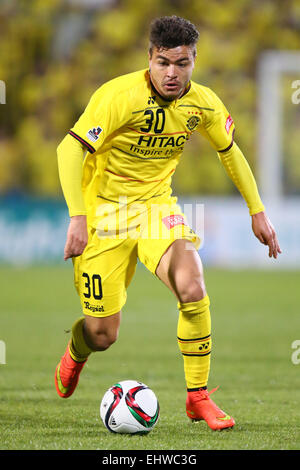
left=251, top=211, right=282, bottom=259
left=64, top=215, right=88, bottom=261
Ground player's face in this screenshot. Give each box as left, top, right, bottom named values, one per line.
left=148, top=45, right=195, bottom=101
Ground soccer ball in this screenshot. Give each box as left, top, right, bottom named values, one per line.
left=100, top=380, right=160, bottom=434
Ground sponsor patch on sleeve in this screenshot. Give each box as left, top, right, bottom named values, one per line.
left=162, top=214, right=186, bottom=230
left=225, top=115, right=234, bottom=134
left=86, top=126, right=103, bottom=142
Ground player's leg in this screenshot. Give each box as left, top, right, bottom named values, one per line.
left=155, top=239, right=211, bottom=390
left=55, top=233, right=137, bottom=398
left=138, top=201, right=235, bottom=430
left=55, top=312, right=121, bottom=399
left=82, top=311, right=121, bottom=352
left=155, top=238, right=207, bottom=302
left=155, top=239, right=235, bottom=430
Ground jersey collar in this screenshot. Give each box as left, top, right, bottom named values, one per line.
left=147, top=70, right=191, bottom=105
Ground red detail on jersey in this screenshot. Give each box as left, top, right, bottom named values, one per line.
left=225, top=115, right=234, bottom=134
left=68, top=130, right=95, bottom=154
left=162, top=214, right=186, bottom=230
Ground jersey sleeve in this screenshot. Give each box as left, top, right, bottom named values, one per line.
left=57, top=133, right=87, bottom=217
left=197, top=89, right=235, bottom=152
left=69, top=85, right=127, bottom=154
left=218, top=142, right=265, bottom=216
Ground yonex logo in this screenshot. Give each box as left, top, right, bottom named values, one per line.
left=148, top=96, right=156, bottom=105
left=198, top=342, right=210, bottom=351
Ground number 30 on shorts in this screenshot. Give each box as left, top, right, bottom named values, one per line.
left=82, top=273, right=103, bottom=300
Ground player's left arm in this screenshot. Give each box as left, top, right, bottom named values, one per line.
left=251, top=211, right=281, bottom=259
left=197, top=88, right=281, bottom=259
left=218, top=142, right=282, bottom=259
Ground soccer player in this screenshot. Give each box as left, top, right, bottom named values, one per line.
left=55, top=15, right=281, bottom=431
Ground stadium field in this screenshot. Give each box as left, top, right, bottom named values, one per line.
left=0, top=264, right=299, bottom=450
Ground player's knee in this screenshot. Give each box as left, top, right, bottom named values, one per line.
left=89, top=329, right=119, bottom=351
left=177, top=278, right=206, bottom=304
left=84, top=321, right=119, bottom=351
left=84, top=311, right=121, bottom=351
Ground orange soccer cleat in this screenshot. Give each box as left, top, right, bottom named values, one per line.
left=186, top=387, right=235, bottom=431
left=54, top=342, right=87, bottom=398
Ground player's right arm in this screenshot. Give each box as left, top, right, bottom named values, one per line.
left=57, top=86, right=111, bottom=261
left=57, top=134, right=88, bottom=260
left=57, top=82, right=128, bottom=260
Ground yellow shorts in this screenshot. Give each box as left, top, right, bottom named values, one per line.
left=73, top=197, right=200, bottom=317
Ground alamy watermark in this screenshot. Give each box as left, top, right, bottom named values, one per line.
left=291, top=80, right=300, bottom=104
left=0, top=340, right=6, bottom=364
left=291, top=340, right=300, bottom=365
left=0, top=80, right=6, bottom=104
left=94, top=198, right=204, bottom=249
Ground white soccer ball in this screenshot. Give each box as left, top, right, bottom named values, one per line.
left=100, top=380, right=160, bottom=434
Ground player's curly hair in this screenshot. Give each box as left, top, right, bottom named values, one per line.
left=149, top=16, right=199, bottom=57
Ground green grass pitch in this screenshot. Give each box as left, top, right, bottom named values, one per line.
left=0, top=264, right=300, bottom=450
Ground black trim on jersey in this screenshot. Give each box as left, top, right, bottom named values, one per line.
left=132, top=105, right=169, bottom=115
left=218, top=129, right=235, bottom=153
left=68, top=130, right=96, bottom=154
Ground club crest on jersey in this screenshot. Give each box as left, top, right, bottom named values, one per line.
left=87, top=126, right=102, bottom=142
left=186, top=115, right=200, bottom=131
left=225, top=115, right=234, bottom=134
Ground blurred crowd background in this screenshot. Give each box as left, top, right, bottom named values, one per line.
left=1, top=0, right=300, bottom=198
left=0, top=0, right=299, bottom=266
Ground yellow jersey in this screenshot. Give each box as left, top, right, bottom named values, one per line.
left=69, top=69, right=235, bottom=216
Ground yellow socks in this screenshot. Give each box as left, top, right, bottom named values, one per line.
left=177, top=295, right=212, bottom=389
left=69, top=298, right=212, bottom=386
left=68, top=317, right=93, bottom=362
